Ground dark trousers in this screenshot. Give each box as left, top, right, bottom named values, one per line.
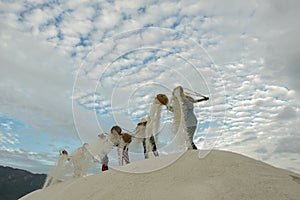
left=187, top=126, right=197, bottom=150
left=142, top=135, right=159, bottom=158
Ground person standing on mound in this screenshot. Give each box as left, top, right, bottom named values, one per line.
left=134, top=118, right=159, bottom=159
left=169, top=86, right=209, bottom=150
left=134, top=94, right=169, bottom=159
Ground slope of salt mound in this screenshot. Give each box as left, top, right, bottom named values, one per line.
left=20, top=150, right=300, bottom=200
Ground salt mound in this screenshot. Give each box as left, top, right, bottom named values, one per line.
left=20, top=150, right=300, bottom=200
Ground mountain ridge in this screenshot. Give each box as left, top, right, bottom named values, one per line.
left=0, top=165, right=46, bottom=200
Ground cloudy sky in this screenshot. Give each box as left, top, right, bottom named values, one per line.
left=0, top=0, right=299, bottom=174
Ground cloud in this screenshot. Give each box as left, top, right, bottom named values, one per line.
left=277, top=106, right=298, bottom=120
left=275, top=136, right=300, bottom=154
left=254, top=147, right=268, bottom=154
left=0, top=131, right=19, bottom=145
left=0, top=24, right=76, bottom=136
left=0, top=146, right=53, bottom=173
left=249, top=1, right=300, bottom=94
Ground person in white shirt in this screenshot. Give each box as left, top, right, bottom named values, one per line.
left=134, top=118, right=158, bottom=159
left=134, top=94, right=169, bottom=159
left=95, top=126, right=132, bottom=170
left=43, top=149, right=70, bottom=188
left=169, top=86, right=209, bottom=150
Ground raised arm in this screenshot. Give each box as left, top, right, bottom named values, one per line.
left=187, top=95, right=209, bottom=103
left=196, top=96, right=209, bottom=102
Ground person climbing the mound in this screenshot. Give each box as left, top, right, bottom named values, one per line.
left=96, top=133, right=111, bottom=172
left=134, top=94, right=169, bottom=159
left=110, top=125, right=132, bottom=166
left=134, top=118, right=158, bottom=159
left=43, top=149, right=70, bottom=188
left=168, top=86, right=209, bottom=150
left=95, top=126, right=132, bottom=171
left=70, top=143, right=94, bottom=178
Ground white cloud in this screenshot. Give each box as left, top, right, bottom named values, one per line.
left=0, top=131, right=19, bottom=145
left=0, top=24, right=76, bottom=136
left=97, top=9, right=122, bottom=30
left=0, top=146, right=53, bottom=173
left=275, top=136, right=300, bottom=154
left=277, top=106, right=298, bottom=120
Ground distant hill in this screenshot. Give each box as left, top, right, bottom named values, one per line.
left=0, top=166, right=46, bottom=200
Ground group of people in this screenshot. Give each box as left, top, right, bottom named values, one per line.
left=43, top=86, right=209, bottom=187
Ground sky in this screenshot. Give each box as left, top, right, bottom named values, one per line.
left=0, top=0, right=299, bottom=174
